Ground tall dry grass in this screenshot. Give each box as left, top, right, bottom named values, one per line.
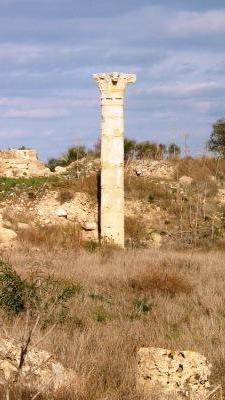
left=1, top=246, right=225, bottom=399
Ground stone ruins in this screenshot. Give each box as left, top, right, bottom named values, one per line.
left=93, top=72, right=136, bottom=248
left=137, top=347, right=212, bottom=399
left=0, top=149, right=50, bottom=178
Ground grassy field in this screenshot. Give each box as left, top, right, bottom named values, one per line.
left=1, top=244, right=225, bottom=399
left=1, top=156, right=225, bottom=398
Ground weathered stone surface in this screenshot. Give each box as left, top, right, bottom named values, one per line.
left=137, top=347, right=211, bottom=399
left=55, top=166, right=66, bottom=174
left=150, top=232, right=162, bottom=247
left=55, top=207, right=68, bottom=218
left=0, top=149, right=50, bottom=178
left=0, top=213, right=17, bottom=246
left=127, top=159, right=175, bottom=180
left=82, top=222, right=98, bottom=231
left=0, top=226, right=17, bottom=244
left=93, top=72, right=136, bottom=248
left=0, top=338, right=75, bottom=392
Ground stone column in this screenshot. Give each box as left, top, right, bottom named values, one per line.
left=93, top=72, right=136, bottom=247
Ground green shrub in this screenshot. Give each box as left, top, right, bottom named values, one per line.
left=0, top=260, right=81, bottom=324
left=0, top=261, right=35, bottom=314
left=83, top=240, right=99, bottom=253
left=133, top=297, right=152, bottom=314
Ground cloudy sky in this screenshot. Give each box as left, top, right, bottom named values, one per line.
left=0, top=0, right=225, bottom=160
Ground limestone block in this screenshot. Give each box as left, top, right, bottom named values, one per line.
left=0, top=338, right=76, bottom=392
left=82, top=222, right=97, bottom=231
left=137, top=347, right=211, bottom=399
left=55, top=166, right=66, bottom=174
left=0, top=227, right=17, bottom=243
left=55, top=208, right=68, bottom=218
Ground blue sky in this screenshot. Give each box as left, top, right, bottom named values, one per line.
left=0, top=0, right=225, bottom=160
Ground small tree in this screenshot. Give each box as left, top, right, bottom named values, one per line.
left=157, top=143, right=167, bottom=159
left=47, top=158, right=60, bottom=171
left=136, top=141, right=158, bottom=159
left=91, top=138, right=101, bottom=158
left=168, top=143, right=181, bottom=158
left=124, top=138, right=137, bottom=161
left=208, top=118, right=225, bottom=156
left=61, top=145, right=87, bottom=165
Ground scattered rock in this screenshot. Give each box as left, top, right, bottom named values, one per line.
left=179, top=176, right=193, bottom=186
left=55, top=166, right=66, bottom=174
left=150, top=232, right=162, bottom=247
left=137, top=347, right=211, bottom=399
left=0, top=337, right=76, bottom=392
left=127, top=160, right=175, bottom=180
left=55, top=208, right=68, bottom=218
left=0, top=227, right=17, bottom=244
left=82, top=222, right=97, bottom=231
left=209, top=175, right=217, bottom=182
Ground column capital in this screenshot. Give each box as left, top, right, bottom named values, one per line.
left=93, top=72, right=136, bottom=98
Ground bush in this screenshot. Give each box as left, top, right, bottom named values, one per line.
left=125, top=216, right=147, bottom=247
left=0, top=261, right=31, bottom=314
left=0, top=260, right=81, bottom=323
left=129, top=269, right=192, bottom=296
left=208, top=118, right=225, bottom=156
left=47, top=146, right=88, bottom=170
left=56, top=189, right=74, bottom=204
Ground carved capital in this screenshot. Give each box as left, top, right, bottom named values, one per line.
left=93, top=72, right=136, bottom=98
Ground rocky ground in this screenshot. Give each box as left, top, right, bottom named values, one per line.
left=0, top=156, right=225, bottom=251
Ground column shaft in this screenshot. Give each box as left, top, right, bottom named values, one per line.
left=93, top=72, right=136, bottom=247
left=101, top=99, right=124, bottom=246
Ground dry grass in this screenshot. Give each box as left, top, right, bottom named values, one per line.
left=125, top=215, right=148, bottom=247
left=0, top=246, right=225, bottom=399
left=128, top=268, right=192, bottom=295
left=56, top=189, right=74, bottom=204
left=176, top=156, right=225, bottom=181
left=19, top=223, right=83, bottom=251
left=49, top=174, right=98, bottom=201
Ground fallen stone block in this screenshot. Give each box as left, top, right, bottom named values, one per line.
left=137, top=347, right=212, bottom=399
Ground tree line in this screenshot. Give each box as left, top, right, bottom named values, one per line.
left=44, top=117, right=225, bottom=170
left=47, top=139, right=181, bottom=171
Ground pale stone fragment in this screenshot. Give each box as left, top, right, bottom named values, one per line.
left=55, top=208, right=68, bottom=218
left=0, top=227, right=17, bottom=243
left=150, top=232, right=162, bottom=247
left=137, top=347, right=211, bottom=399
left=82, top=222, right=97, bottom=231
left=0, top=338, right=76, bottom=392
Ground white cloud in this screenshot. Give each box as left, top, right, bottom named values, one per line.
left=1, top=108, right=70, bottom=118
left=0, top=95, right=97, bottom=119
left=139, top=81, right=224, bottom=97
left=0, top=129, right=30, bottom=139
left=167, top=10, right=225, bottom=37
left=0, top=43, right=92, bottom=65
